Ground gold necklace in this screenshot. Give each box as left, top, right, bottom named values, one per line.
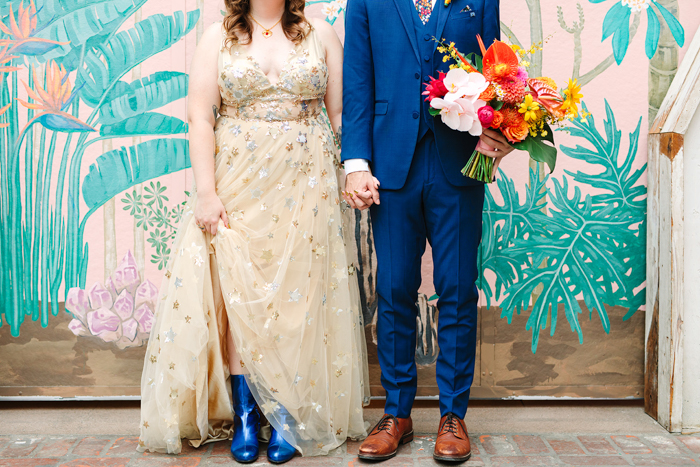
left=250, top=15, right=282, bottom=38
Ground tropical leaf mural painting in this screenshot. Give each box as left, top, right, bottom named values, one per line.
left=0, top=0, right=199, bottom=337
left=0, top=0, right=683, bottom=363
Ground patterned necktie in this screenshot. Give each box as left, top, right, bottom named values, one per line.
left=414, top=0, right=433, bottom=24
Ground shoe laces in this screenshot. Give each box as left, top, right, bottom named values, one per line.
left=371, top=415, right=397, bottom=435
left=441, top=413, right=462, bottom=437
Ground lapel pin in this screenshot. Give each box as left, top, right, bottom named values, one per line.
left=461, top=5, right=472, bottom=12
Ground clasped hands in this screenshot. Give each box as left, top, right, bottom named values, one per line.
left=342, top=128, right=515, bottom=211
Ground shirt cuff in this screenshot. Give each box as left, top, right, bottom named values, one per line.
left=344, top=159, right=370, bottom=174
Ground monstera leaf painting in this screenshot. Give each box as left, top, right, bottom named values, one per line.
left=495, top=101, right=646, bottom=351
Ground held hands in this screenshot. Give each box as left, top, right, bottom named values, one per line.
left=343, top=171, right=381, bottom=211
left=194, top=190, right=229, bottom=236
left=478, top=128, right=515, bottom=174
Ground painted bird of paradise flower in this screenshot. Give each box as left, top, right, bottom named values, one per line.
left=16, top=60, right=94, bottom=133
left=0, top=44, right=20, bottom=72
left=0, top=0, right=66, bottom=56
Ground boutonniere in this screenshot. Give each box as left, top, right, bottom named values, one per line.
left=444, top=0, right=451, bottom=5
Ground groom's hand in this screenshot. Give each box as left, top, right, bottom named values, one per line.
left=344, top=171, right=380, bottom=211
left=479, top=128, right=515, bottom=174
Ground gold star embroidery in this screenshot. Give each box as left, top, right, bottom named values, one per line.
left=286, top=143, right=294, bottom=151
left=261, top=249, right=273, bottom=262
left=309, top=379, right=316, bottom=387
left=240, top=360, right=246, bottom=368
left=336, top=428, right=343, bottom=435
left=270, top=387, right=279, bottom=393
left=138, top=440, right=145, bottom=447
left=321, top=192, right=328, bottom=200
left=185, top=316, right=191, bottom=323
left=143, top=421, right=149, bottom=428
left=335, top=369, right=343, bottom=377
left=150, top=355, right=157, bottom=363
left=169, top=363, right=175, bottom=370
left=173, top=300, right=179, bottom=310
left=165, top=271, right=172, bottom=278
left=312, top=358, right=318, bottom=365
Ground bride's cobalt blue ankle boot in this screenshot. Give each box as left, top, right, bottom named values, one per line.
left=230, top=375, right=260, bottom=463
left=267, top=405, right=298, bottom=464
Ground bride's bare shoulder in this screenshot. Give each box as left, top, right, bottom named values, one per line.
left=308, top=17, right=341, bottom=48
left=199, top=21, right=225, bottom=47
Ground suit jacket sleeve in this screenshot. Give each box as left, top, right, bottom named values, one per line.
left=483, top=0, right=501, bottom=43
left=341, top=0, right=374, bottom=163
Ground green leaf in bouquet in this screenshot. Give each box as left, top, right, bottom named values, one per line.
left=512, top=123, right=557, bottom=173
left=491, top=100, right=504, bottom=111
left=464, top=52, right=483, bottom=73
left=429, top=107, right=442, bottom=117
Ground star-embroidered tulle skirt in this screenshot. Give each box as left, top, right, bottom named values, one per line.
left=138, top=110, right=370, bottom=456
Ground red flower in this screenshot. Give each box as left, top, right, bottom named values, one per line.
left=478, top=105, right=495, bottom=127
left=423, top=72, right=448, bottom=102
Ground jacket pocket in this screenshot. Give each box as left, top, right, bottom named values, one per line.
left=450, top=9, right=478, bottom=20
left=374, top=101, right=388, bottom=115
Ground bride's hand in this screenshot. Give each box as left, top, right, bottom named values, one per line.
left=194, top=190, right=229, bottom=236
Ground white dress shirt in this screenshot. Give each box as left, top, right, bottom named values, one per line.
left=344, top=0, right=437, bottom=174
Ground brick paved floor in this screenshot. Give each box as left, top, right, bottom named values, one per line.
left=1, top=433, right=699, bottom=467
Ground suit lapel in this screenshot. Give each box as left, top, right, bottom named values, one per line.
left=435, top=0, right=454, bottom=45
left=392, top=0, right=421, bottom=63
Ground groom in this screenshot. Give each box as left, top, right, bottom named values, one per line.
left=342, top=0, right=511, bottom=462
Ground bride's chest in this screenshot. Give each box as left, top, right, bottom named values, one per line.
left=219, top=46, right=328, bottom=101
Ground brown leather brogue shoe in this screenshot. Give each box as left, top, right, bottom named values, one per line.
left=358, top=414, right=414, bottom=461
left=433, top=413, right=472, bottom=462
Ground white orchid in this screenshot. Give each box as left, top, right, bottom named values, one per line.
left=442, top=68, right=490, bottom=103
left=322, top=1, right=342, bottom=19
left=431, top=97, right=485, bottom=136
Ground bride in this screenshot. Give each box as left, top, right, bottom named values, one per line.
left=137, top=0, right=371, bottom=462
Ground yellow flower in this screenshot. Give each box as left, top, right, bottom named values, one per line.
left=511, top=44, right=522, bottom=53
left=518, top=94, right=541, bottom=123
left=561, top=78, right=583, bottom=118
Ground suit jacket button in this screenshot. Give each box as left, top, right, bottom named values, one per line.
left=412, top=111, right=419, bottom=119
left=424, top=34, right=431, bottom=41
left=415, top=72, right=420, bottom=79
left=423, top=55, right=430, bottom=62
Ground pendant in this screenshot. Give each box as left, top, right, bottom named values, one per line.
left=262, top=29, right=272, bottom=38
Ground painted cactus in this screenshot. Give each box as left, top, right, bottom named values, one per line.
left=65, top=251, right=157, bottom=349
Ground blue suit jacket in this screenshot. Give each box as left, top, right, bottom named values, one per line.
left=342, top=0, right=501, bottom=190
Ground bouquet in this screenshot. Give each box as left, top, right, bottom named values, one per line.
left=423, top=36, right=586, bottom=183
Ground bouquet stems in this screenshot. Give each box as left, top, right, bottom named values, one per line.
left=462, top=149, right=495, bottom=183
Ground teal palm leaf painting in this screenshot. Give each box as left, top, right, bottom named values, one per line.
left=479, top=167, right=547, bottom=308
left=495, top=101, right=646, bottom=352
left=590, top=0, right=684, bottom=63
left=0, top=0, right=199, bottom=336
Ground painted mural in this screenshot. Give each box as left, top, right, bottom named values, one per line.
left=0, top=0, right=695, bottom=398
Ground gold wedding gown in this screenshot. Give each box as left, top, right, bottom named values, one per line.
left=138, top=26, right=370, bottom=456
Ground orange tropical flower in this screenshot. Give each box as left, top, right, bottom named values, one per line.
left=16, top=61, right=94, bottom=133
left=479, top=84, right=497, bottom=102
left=477, top=35, right=520, bottom=82
left=0, top=45, right=20, bottom=73
left=528, top=78, right=564, bottom=117
left=500, top=107, right=529, bottom=143
left=0, top=0, right=66, bottom=55
left=490, top=110, right=504, bottom=129
left=0, top=103, right=11, bottom=129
